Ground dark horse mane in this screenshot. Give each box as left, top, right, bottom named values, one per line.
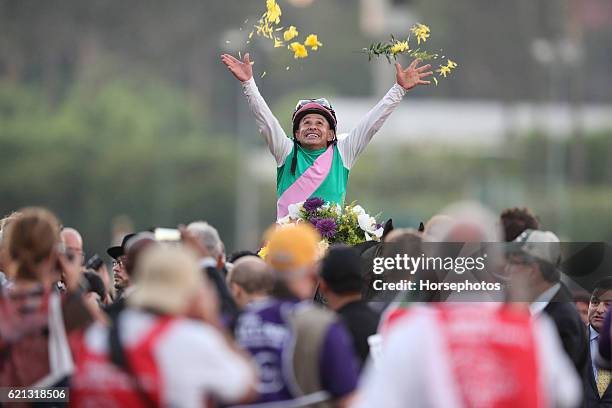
left=353, top=219, right=394, bottom=303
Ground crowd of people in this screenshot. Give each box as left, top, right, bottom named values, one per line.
left=0, top=203, right=610, bottom=407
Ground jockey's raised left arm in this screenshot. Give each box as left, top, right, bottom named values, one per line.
left=338, top=59, right=432, bottom=169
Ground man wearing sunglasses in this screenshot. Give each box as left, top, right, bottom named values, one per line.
left=221, top=53, right=432, bottom=220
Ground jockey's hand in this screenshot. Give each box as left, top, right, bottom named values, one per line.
left=221, top=53, right=253, bottom=82
left=395, top=58, right=433, bottom=90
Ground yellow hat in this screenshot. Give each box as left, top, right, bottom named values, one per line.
left=264, top=223, right=321, bottom=273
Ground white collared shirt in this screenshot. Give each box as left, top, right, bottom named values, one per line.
left=590, top=325, right=601, bottom=381
left=355, top=305, right=582, bottom=408
left=529, top=283, right=561, bottom=316
left=199, top=257, right=217, bottom=270
left=241, top=78, right=406, bottom=170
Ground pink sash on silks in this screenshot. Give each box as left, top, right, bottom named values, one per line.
left=277, top=145, right=334, bottom=219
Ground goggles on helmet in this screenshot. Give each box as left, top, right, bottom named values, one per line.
left=294, top=98, right=334, bottom=112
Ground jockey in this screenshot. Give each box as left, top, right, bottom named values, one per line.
left=221, top=53, right=432, bottom=220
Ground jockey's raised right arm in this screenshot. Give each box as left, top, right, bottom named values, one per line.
left=220, top=53, right=292, bottom=166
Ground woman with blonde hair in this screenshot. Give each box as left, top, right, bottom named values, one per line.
left=0, top=207, right=91, bottom=388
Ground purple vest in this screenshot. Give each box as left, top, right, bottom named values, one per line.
left=234, top=299, right=302, bottom=403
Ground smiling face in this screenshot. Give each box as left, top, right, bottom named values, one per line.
left=294, top=113, right=335, bottom=150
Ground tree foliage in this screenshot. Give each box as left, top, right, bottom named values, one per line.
left=0, top=74, right=238, bottom=254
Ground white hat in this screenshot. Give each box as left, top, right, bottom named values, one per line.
left=128, top=245, right=203, bottom=315
left=512, top=229, right=561, bottom=265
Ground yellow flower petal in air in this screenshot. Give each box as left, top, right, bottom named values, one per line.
left=283, top=26, right=299, bottom=41
left=257, top=21, right=273, bottom=39
left=433, top=77, right=438, bottom=86
left=304, top=34, right=322, bottom=50
left=436, top=65, right=451, bottom=78
left=274, top=37, right=284, bottom=48
left=410, top=23, right=431, bottom=45
left=258, top=245, right=269, bottom=259
left=266, top=0, right=282, bottom=25
left=447, top=59, right=458, bottom=69
left=290, top=42, right=308, bottom=58
left=256, top=18, right=274, bottom=39
left=390, top=40, right=409, bottom=54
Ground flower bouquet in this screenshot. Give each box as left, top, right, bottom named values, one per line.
left=278, top=197, right=384, bottom=246
left=363, top=23, right=457, bottom=86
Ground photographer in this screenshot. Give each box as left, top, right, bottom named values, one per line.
left=0, top=207, right=94, bottom=388
left=71, top=246, right=256, bottom=407
left=86, top=254, right=113, bottom=305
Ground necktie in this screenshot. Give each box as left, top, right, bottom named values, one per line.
left=597, top=367, right=611, bottom=397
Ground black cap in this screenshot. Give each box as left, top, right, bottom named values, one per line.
left=320, top=245, right=363, bottom=294
left=106, top=233, right=136, bottom=260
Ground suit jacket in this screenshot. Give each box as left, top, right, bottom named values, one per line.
left=583, top=341, right=612, bottom=407
left=543, top=283, right=589, bottom=375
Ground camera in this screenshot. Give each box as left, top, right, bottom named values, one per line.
left=154, top=228, right=181, bottom=242
left=86, top=254, right=104, bottom=271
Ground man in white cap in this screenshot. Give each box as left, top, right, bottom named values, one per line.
left=71, top=245, right=256, bottom=407
left=507, top=229, right=588, bottom=374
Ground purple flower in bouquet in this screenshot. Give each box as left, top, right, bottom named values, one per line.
left=314, top=217, right=337, bottom=238
left=309, top=217, right=320, bottom=227
left=304, top=197, right=325, bottom=213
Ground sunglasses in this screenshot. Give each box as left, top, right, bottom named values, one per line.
left=294, top=98, right=334, bottom=111
left=112, top=257, right=127, bottom=267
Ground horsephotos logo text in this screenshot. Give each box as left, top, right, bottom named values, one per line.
left=370, top=252, right=502, bottom=293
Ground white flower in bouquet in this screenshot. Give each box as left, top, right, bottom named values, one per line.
left=288, top=202, right=304, bottom=220
left=364, top=228, right=384, bottom=241
left=352, top=205, right=366, bottom=217
left=317, top=240, right=329, bottom=258
left=358, top=213, right=384, bottom=241
left=277, top=215, right=292, bottom=225
left=332, top=203, right=342, bottom=215
left=374, top=226, right=384, bottom=238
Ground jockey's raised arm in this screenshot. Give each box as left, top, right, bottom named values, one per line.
left=221, top=53, right=292, bottom=166
left=338, top=59, right=432, bottom=169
